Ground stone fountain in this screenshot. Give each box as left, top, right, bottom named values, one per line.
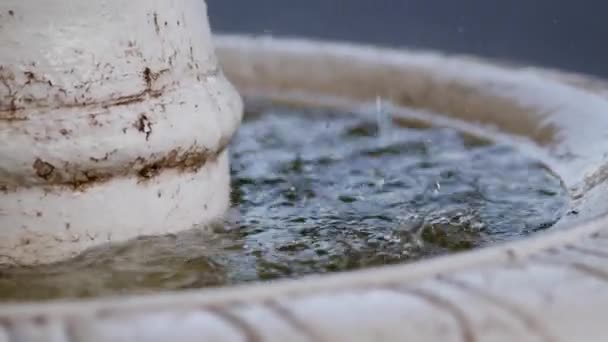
left=2, top=1, right=608, bottom=341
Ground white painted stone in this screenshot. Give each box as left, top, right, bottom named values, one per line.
left=0, top=0, right=243, bottom=265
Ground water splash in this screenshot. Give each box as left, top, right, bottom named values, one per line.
left=375, top=96, right=393, bottom=142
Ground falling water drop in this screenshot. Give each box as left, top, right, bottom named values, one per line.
left=375, top=96, right=392, bottom=142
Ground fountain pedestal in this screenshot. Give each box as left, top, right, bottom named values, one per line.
left=0, top=0, right=242, bottom=265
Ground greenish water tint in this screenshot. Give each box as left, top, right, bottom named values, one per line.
left=0, top=106, right=568, bottom=301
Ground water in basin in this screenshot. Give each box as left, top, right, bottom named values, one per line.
left=0, top=104, right=568, bottom=301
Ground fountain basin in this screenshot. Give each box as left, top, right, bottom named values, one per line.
left=2, top=35, right=608, bottom=341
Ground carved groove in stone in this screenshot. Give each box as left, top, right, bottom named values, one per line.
left=61, top=318, right=82, bottom=342
left=0, top=319, right=15, bottom=342
left=565, top=245, right=608, bottom=259
left=535, top=258, right=608, bottom=284
left=388, top=286, right=477, bottom=342
left=570, top=263, right=608, bottom=283
left=206, top=307, right=263, bottom=342
left=264, top=300, right=326, bottom=342
left=438, top=276, right=558, bottom=342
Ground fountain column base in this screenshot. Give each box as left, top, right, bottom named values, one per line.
left=0, top=0, right=242, bottom=265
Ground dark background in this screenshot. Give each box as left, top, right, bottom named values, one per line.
left=207, top=0, right=608, bottom=78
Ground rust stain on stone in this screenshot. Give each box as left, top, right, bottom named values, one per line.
left=100, top=88, right=163, bottom=108
left=30, top=159, right=112, bottom=191
left=0, top=63, right=224, bottom=116
left=152, top=12, right=160, bottom=34
left=136, top=147, right=213, bottom=181
left=23, top=71, right=35, bottom=83
left=89, top=149, right=118, bottom=163
left=0, top=69, right=55, bottom=120
left=88, top=112, right=103, bottom=127
left=33, top=158, right=56, bottom=180
left=71, top=170, right=112, bottom=191
left=0, top=65, right=172, bottom=116
left=0, top=65, right=26, bottom=120
left=0, top=112, right=28, bottom=122
left=143, top=67, right=153, bottom=88
left=135, top=113, right=152, bottom=140
left=143, top=67, right=169, bottom=90
left=19, top=143, right=227, bottom=192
